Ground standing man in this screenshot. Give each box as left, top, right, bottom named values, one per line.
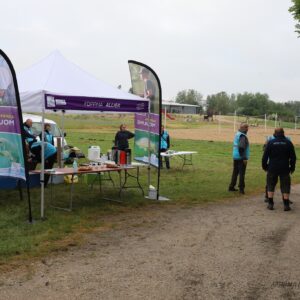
left=228, top=123, right=250, bottom=194
left=160, top=125, right=170, bottom=169
left=262, top=128, right=296, bottom=211
left=114, top=124, right=135, bottom=151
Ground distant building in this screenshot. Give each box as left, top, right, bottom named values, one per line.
left=162, top=101, right=201, bottom=114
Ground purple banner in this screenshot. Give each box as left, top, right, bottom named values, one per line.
left=0, top=106, right=21, bottom=134
left=45, top=94, right=148, bottom=113
left=134, top=113, right=159, bottom=134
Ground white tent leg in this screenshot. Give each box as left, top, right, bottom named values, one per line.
left=41, top=106, right=45, bottom=219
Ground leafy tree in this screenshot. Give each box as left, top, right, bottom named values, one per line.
left=175, top=89, right=203, bottom=106
left=206, top=92, right=235, bottom=114
left=289, top=0, right=300, bottom=36
left=235, top=92, right=270, bottom=116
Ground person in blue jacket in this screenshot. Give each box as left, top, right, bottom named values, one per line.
left=228, top=123, right=250, bottom=194
left=23, top=119, right=56, bottom=186
left=39, top=123, right=54, bottom=145
left=160, top=125, right=170, bottom=169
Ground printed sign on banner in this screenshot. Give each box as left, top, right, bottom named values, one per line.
left=134, top=113, right=160, bottom=167
left=0, top=54, right=25, bottom=180
left=128, top=62, right=161, bottom=169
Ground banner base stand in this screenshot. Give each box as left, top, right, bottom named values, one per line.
left=145, top=195, right=170, bottom=201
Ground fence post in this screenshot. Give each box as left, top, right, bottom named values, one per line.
left=234, top=110, right=236, bottom=132
left=264, top=114, right=267, bottom=132
left=218, top=111, right=221, bottom=134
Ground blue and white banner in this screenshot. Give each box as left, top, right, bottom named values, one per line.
left=0, top=51, right=26, bottom=181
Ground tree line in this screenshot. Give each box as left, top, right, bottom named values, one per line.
left=289, top=0, right=300, bottom=36
left=175, top=89, right=300, bottom=120
left=174, top=5, right=300, bottom=120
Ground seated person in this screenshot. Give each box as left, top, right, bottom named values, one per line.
left=39, top=123, right=54, bottom=145
left=23, top=119, right=56, bottom=186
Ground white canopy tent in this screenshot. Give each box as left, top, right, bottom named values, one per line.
left=17, top=50, right=149, bottom=219
left=17, top=50, right=145, bottom=113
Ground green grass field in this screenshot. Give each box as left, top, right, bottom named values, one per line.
left=1, top=115, right=300, bottom=269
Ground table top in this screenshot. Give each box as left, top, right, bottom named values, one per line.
left=161, top=151, right=198, bottom=157
left=30, top=165, right=135, bottom=176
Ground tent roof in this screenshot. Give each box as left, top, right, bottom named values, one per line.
left=17, top=50, right=145, bottom=112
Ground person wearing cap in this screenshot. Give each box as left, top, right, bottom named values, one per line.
left=228, top=122, right=250, bottom=194
left=139, top=67, right=157, bottom=113
left=262, top=128, right=296, bottom=211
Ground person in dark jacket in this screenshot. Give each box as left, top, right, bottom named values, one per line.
left=262, top=128, right=296, bottom=211
left=160, top=125, right=170, bottom=169
left=228, top=123, right=250, bottom=194
left=114, top=124, right=135, bottom=151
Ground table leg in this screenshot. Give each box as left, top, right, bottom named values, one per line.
left=180, top=154, right=194, bottom=169
left=70, top=174, right=74, bottom=210
left=98, top=173, right=102, bottom=193
left=119, top=167, right=144, bottom=196
left=50, top=174, right=73, bottom=212
left=50, top=174, right=53, bottom=203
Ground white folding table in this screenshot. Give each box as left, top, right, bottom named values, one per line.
left=160, top=151, right=197, bottom=169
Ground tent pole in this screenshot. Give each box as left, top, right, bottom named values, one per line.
left=41, top=104, right=45, bottom=219
left=147, top=110, right=151, bottom=193
left=61, top=110, right=65, bottom=167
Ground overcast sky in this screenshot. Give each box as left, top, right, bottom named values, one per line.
left=1, top=0, right=300, bottom=102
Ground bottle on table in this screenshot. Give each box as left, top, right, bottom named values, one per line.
left=72, top=158, right=78, bottom=172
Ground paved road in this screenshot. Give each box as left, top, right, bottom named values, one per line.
left=1, top=187, right=300, bottom=299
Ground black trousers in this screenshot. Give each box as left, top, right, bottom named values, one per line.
left=160, top=149, right=170, bottom=169
left=229, top=160, right=247, bottom=190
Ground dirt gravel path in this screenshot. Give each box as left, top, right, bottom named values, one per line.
left=1, top=187, right=300, bottom=300
left=169, top=127, right=300, bottom=145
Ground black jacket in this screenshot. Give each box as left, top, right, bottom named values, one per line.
left=262, top=136, right=296, bottom=174
left=114, top=130, right=135, bottom=150
left=238, top=134, right=249, bottom=160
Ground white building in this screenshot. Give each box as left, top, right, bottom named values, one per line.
left=162, top=101, right=201, bottom=114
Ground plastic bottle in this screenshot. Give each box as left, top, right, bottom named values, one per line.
left=72, top=158, right=78, bottom=172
